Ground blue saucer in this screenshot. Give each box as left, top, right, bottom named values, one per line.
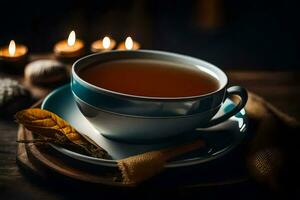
left=41, top=84, right=248, bottom=168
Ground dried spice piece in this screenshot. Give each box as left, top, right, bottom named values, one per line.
left=16, top=108, right=110, bottom=159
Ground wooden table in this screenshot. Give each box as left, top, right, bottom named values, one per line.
left=1, top=68, right=300, bottom=199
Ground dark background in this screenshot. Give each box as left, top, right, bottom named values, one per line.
left=0, top=0, right=299, bottom=69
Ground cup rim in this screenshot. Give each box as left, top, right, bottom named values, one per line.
left=72, top=50, right=228, bottom=101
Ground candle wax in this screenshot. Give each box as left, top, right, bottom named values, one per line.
left=0, top=44, right=28, bottom=74
left=91, top=39, right=116, bottom=52
left=54, top=39, right=84, bottom=57
left=0, top=44, right=27, bottom=59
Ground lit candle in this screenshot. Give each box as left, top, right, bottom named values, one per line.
left=0, top=40, right=28, bottom=73
left=117, top=36, right=140, bottom=50
left=91, top=36, right=116, bottom=53
left=54, top=30, right=85, bottom=63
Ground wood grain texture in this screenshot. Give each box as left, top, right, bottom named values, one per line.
left=1, top=55, right=299, bottom=199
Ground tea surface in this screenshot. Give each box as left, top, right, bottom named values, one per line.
left=79, top=59, right=219, bottom=97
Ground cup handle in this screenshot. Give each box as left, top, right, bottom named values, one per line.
left=203, top=86, right=248, bottom=128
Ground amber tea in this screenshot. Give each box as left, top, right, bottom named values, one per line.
left=79, top=59, right=219, bottom=98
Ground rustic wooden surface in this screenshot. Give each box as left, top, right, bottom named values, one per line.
left=1, top=63, right=300, bottom=199
left=17, top=126, right=126, bottom=187
left=17, top=120, right=250, bottom=189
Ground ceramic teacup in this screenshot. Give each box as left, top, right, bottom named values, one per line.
left=71, top=50, right=248, bottom=143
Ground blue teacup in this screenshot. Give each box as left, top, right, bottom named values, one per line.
left=71, top=50, right=247, bottom=143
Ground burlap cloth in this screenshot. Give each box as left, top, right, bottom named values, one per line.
left=243, top=92, right=299, bottom=191
left=116, top=92, right=300, bottom=190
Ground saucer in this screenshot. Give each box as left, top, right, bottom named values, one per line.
left=41, top=84, right=248, bottom=168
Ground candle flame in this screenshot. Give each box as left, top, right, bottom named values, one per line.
left=102, top=36, right=111, bottom=49
left=125, top=37, right=133, bottom=50
left=8, top=40, right=16, bottom=56
left=67, top=30, right=76, bottom=46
